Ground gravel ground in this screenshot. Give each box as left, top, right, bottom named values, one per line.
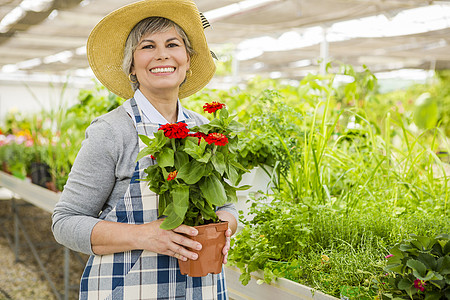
left=0, top=199, right=88, bottom=300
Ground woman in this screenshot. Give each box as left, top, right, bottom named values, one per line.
left=51, top=0, right=237, bottom=299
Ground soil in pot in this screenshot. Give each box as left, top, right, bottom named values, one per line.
left=178, top=221, right=228, bottom=277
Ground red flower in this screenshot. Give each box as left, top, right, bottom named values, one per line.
left=204, top=132, right=228, bottom=146
left=150, top=155, right=156, bottom=160
left=188, top=132, right=207, bottom=145
left=385, top=254, right=394, bottom=259
left=159, top=123, right=189, bottom=139
left=414, top=279, right=426, bottom=292
left=167, top=170, right=178, bottom=181
left=203, top=102, right=225, bottom=114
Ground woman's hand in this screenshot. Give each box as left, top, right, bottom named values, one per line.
left=90, top=219, right=201, bottom=261
left=222, top=228, right=232, bottom=264
left=137, top=219, right=202, bottom=261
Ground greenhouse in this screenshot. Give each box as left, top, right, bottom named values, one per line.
left=0, top=0, right=449, bottom=299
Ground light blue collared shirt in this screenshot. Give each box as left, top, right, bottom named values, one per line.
left=123, top=89, right=189, bottom=125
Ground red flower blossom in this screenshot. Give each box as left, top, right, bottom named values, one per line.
left=150, top=155, right=156, bottom=160
left=167, top=170, right=178, bottom=181
left=204, top=132, right=228, bottom=146
left=159, top=123, right=189, bottom=139
left=203, top=102, right=225, bottom=114
left=385, top=254, right=394, bottom=259
left=188, top=132, right=207, bottom=145
left=414, top=279, right=426, bottom=292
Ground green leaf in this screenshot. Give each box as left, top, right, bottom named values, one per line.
left=234, top=185, right=251, bottom=190
left=390, top=246, right=405, bottom=259
left=171, top=185, right=189, bottom=218
left=183, top=138, right=206, bottom=159
left=211, top=152, right=226, bottom=175
left=418, top=253, right=437, bottom=270
left=219, top=107, right=229, bottom=119
left=385, top=263, right=404, bottom=274
left=411, top=235, right=435, bottom=251
left=174, top=151, right=189, bottom=170
left=137, top=131, right=168, bottom=162
left=197, top=151, right=212, bottom=163
left=200, top=175, right=227, bottom=206
left=397, top=278, right=412, bottom=290
left=437, top=255, right=450, bottom=275
left=160, top=203, right=183, bottom=230
left=227, top=120, right=245, bottom=132
left=158, top=191, right=170, bottom=217
left=223, top=182, right=238, bottom=203
left=443, top=239, right=450, bottom=255
left=208, top=118, right=224, bottom=129
left=138, top=134, right=152, bottom=146
left=158, top=147, right=174, bottom=168
left=136, top=147, right=154, bottom=162
left=177, top=160, right=209, bottom=184
left=226, top=164, right=240, bottom=186
left=413, top=94, right=438, bottom=129
left=239, top=272, right=251, bottom=286
left=420, top=270, right=442, bottom=281
left=407, top=259, right=427, bottom=278
left=424, top=291, right=443, bottom=300
left=200, top=205, right=218, bottom=221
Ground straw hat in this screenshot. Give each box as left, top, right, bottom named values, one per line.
left=86, top=0, right=216, bottom=99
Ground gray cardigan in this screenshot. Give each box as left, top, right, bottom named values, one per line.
left=51, top=105, right=237, bottom=255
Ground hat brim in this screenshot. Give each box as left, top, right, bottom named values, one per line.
left=87, top=0, right=216, bottom=99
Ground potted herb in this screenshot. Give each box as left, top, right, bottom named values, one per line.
left=137, top=102, right=249, bottom=277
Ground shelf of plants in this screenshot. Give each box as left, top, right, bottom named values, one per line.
left=0, top=65, right=449, bottom=299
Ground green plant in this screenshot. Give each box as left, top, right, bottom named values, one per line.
left=229, top=197, right=312, bottom=285
left=137, top=102, right=249, bottom=229
left=383, top=234, right=450, bottom=300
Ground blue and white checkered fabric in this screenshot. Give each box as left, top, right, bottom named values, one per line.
left=79, top=98, right=228, bottom=300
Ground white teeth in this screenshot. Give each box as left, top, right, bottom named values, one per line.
left=150, top=67, right=175, bottom=73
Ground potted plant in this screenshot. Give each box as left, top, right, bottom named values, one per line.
left=137, top=101, right=250, bottom=277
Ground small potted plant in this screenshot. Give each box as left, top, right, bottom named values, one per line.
left=137, top=102, right=250, bottom=277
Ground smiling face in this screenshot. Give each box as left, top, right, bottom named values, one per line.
left=131, top=26, right=191, bottom=99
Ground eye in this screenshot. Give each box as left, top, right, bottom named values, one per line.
left=167, top=43, right=180, bottom=48
left=141, top=44, right=154, bottom=49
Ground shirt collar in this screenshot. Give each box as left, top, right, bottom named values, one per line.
left=134, top=89, right=188, bottom=124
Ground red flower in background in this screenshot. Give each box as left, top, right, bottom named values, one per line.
left=188, top=132, right=207, bottom=145
left=167, top=170, right=178, bottom=181
left=414, top=279, right=426, bottom=292
left=205, top=133, right=228, bottom=146
left=159, top=123, right=189, bottom=139
left=203, top=102, right=225, bottom=114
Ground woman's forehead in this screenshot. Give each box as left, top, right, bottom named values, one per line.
left=139, top=26, right=185, bottom=44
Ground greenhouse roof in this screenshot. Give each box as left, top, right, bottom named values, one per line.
left=0, top=0, right=449, bottom=84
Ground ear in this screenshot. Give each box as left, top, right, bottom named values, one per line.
left=186, top=52, right=191, bottom=69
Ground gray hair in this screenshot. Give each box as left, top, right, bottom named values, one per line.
left=122, top=17, right=195, bottom=92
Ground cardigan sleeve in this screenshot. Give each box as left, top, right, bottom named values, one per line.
left=51, top=117, right=119, bottom=255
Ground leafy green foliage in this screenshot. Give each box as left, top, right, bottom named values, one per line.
left=383, top=234, right=450, bottom=299
left=220, top=66, right=449, bottom=298
left=138, top=104, right=250, bottom=229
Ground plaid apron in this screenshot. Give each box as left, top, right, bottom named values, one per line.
left=79, top=98, right=228, bottom=300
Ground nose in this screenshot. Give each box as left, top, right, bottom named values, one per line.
left=155, top=47, right=169, bottom=60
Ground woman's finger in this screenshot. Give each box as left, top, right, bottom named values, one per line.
left=173, top=224, right=198, bottom=237
left=169, top=243, right=198, bottom=261
left=170, top=230, right=202, bottom=251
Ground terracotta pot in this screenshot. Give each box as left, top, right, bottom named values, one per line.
left=178, top=221, right=228, bottom=277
